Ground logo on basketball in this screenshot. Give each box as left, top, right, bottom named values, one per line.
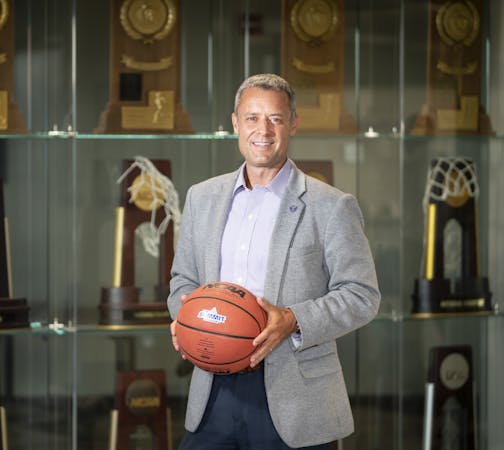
left=197, top=307, right=226, bottom=324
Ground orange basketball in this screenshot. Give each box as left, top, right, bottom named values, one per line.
left=175, top=282, right=267, bottom=374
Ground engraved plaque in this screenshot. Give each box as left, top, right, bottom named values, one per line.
left=99, top=160, right=174, bottom=326
left=411, top=0, right=492, bottom=135
left=96, top=0, right=192, bottom=133
left=0, top=0, right=26, bottom=133
left=281, top=0, right=355, bottom=134
left=110, top=370, right=171, bottom=450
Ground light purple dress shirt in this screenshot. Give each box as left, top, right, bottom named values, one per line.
left=220, top=160, right=292, bottom=298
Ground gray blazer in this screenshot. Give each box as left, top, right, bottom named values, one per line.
left=168, top=160, right=380, bottom=448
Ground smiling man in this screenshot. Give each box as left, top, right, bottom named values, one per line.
left=168, top=74, right=380, bottom=449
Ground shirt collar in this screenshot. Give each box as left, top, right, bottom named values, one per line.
left=233, top=159, right=292, bottom=197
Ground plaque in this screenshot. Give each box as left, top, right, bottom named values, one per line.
left=0, top=0, right=26, bottom=133
left=99, top=159, right=177, bottom=326
left=412, top=157, right=492, bottom=317
left=411, top=0, right=492, bottom=135
left=0, top=405, right=7, bottom=450
left=96, top=0, right=192, bottom=133
left=0, top=179, right=29, bottom=329
left=109, top=370, right=171, bottom=450
left=423, top=346, right=476, bottom=450
left=281, top=0, right=355, bottom=134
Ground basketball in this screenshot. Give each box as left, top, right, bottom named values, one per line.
left=175, top=282, right=267, bottom=374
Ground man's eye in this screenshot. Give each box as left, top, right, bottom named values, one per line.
left=245, top=116, right=257, bottom=122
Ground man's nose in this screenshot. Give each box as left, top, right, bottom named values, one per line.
left=257, top=117, right=273, bottom=134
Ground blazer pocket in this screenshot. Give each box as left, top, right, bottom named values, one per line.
left=297, top=344, right=341, bottom=378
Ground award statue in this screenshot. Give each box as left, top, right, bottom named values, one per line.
left=0, top=0, right=26, bottom=133
left=411, top=0, right=492, bottom=135
left=0, top=179, right=29, bottom=329
left=423, top=346, right=476, bottom=450
left=412, top=157, right=492, bottom=316
left=281, top=0, right=355, bottom=133
left=109, top=370, right=171, bottom=450
left=96, top=0, right=192, bottom=133
left=99, top=157, right=180, bottom=326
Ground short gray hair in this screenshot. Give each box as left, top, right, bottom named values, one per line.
left=234, top=73, right=297, bottom=123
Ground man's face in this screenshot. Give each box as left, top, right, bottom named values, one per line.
left=231, top=87, right=298, bottom=171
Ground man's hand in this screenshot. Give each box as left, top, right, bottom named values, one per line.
left=170, top=295, right=187, bottom=359
left=250, top=297, right=298, bottom=367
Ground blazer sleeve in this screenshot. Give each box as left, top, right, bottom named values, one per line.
left=288, top=193, right=381, bottom=350
left=167, top=185, right=200, bottom=319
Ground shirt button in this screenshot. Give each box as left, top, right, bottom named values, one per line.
left=248, top=214, right=254, bottom=220
left=240, top=244, right=246, bottom=251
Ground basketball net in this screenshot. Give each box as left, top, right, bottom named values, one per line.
left=117, top=156, right=181, bottom=258
left=422, top=157, right=479, bottom=210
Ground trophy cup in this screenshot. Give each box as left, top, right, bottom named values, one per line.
left=109, top=370, right=171, bottom=450
left=281, top=0, right=356, bottom=134
left=99, top=157, right=180, bottom=326
left=411, top=0, right=492, bottom=135
left=0, top=179, right=29, bottom=329
left=423, top=346, right=476, bottom=450
left=412, top=157, right=492, bottom=316
left=95, top=0, right=192, bottom=133
left=0, top=0, right=26, bottom=133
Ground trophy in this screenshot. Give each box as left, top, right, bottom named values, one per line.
left=96, top=0, right=192, bottom=133
left=99, top=157, right=180, bottom=326
left=0, top=179, right=29, bottom=329
left=0, top=405, right=7, bottom=450
left=281, top=0, right=355, bottom=133
left=411, top=0, right=492, bottom=135
left=423, top=346, right=476, bottom=450
left=0, top=0, right=26, bottom=133
left=412, top=157, right=492, bottom=316
left=109, top=370, right=171, bottom=450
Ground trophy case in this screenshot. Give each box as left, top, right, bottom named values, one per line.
left=0, top=0, right=503, bottom=449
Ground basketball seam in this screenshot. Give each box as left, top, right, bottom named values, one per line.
left=179, top=343, right=255, bottom=367
left=177, top=320, right=256, bottom=340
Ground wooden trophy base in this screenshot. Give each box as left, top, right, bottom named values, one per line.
left=410, top=103, right=494, bottom=136
left=412, top=277, right=493, bottom=318
left=0, top=297, right=29, bottom=329
left=95, top=99, right=192, bottom=134
left=0, top=94, right=27, bottom=134
left=99, top=286, right=171, bottom=326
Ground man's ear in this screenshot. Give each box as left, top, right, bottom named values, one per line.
left=290, top=114, right=299, bottom=136
left=231, top=112, right=239, bottom=134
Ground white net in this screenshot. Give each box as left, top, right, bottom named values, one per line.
left=423, top=157, right=479, bottom=209
left=117, top=156, right=181, bottom=258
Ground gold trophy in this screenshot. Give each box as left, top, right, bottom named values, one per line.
left=412, top=157, right=492, bottom=316
left=281, top=0, right=355, bottom=133
left=96, top=0, right=192, bottom=133
left=411, top=0, right=492, bottom=135
left=99, top=158, right=179, bottom=326
left=0, top=0, right=26, bottom=133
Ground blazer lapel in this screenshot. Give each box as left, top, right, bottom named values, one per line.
left=264, top=166, right=306, bottom=305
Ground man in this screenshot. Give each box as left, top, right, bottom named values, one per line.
left=168, top=73, right=380, bottom=449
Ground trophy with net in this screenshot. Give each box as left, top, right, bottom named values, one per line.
left=99, top=157, right=180, bottom=326
left=412, top=157, right=492, bottom=316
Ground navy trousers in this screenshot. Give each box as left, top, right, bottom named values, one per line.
left=178, top=366, right=332, bottom=450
